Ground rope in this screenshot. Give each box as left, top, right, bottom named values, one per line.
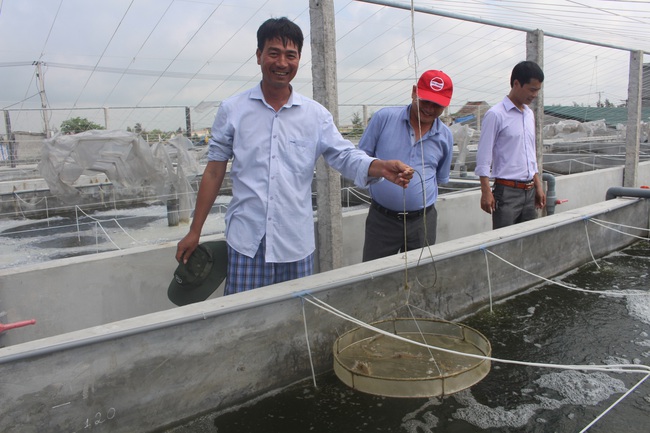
left=578, top=373, right=650, bottom=433
left=584, top=218, right=601, bottom=269
left=75, top=205, right=143, bottom=247
left=405, top=302, right=441, bottom=374
left=300, top=293, right=650, bottom=375
left=482, top=248, right=648, bottom=297
left=589, top=218, right=650, bottom=233
left=589, top=217, right=650, bottom=241
left=397, top=0, right=443, bottom=294
left=12, top=191, right=49, bottom=220
left=300, top=213, right=650, bottom=430
left=583, top=216, right=650, bottom=269
left=300, top=298, right=318, bottom=390
left=482, top=248, right=494, bottom=312
left=402, top=189, right=409, bottom=291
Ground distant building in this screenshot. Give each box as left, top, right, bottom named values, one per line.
left=543, top=106, right=650, bottom=128
left=453, top=101, right=491, bottom=129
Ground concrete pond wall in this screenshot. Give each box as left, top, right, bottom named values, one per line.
left=0, top=162, right=648, bottom=432
left=0, top=196, right=648, bottom=432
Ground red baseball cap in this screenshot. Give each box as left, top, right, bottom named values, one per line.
left=416, top=70, right=453, bottom=107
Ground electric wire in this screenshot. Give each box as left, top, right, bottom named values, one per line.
left=69, top=0, right=136, bottom=111
left=100, top=0, right=175, bottom=108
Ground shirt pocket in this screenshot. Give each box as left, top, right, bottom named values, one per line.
left=279, top=139, right=316, bottom=174
left=499, top=123, right=521, bottom=141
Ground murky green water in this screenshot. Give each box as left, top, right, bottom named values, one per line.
left=166, top=241, right=650, bottom=433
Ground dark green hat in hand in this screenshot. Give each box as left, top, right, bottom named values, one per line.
left=168, top=241, right=228, bottom=306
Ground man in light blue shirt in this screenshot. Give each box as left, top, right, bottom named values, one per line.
left=359, top=70, right=454, bottom=261
left=475, top=61, right=546, bottom=229
left=175, top=17, right=414, bottom=295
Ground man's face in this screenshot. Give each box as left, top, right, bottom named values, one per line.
left=256, top=37, right=300, bottom=89
left=512, top=78, right=542, bottom=107
left=411, top=87, right=445, bottom=123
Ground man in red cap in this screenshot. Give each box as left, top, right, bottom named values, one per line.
left=359, top=70, right=454, bottom=261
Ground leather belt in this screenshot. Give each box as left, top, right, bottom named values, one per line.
left=495, top=178, right=535, bottom=191
left=371, top=201, right=433, bottom=220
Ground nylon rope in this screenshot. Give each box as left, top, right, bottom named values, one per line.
left=300, top=214, right=649, bottom=427
left=301, top=298, right=318, bottom=389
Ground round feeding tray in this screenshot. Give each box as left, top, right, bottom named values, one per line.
left=333, top=318, right=491, bottom=398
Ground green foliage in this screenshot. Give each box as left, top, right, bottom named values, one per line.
left=348, top=111, right=365, bottom=138
left=60, top=117, right=104, bottom=134
left=351, top=112, right=362, bottom=128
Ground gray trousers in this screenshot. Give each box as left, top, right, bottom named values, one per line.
left=362, top=204, right=437, bottom=262
left=492, top=184, right=537, bottom=229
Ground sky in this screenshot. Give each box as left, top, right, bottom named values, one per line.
left=0, top=0, right=649, bottom=135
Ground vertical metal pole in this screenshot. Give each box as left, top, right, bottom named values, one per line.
left=35, top=61, right=51, bottom=138
left=310, top=0, right=343, bottom=272
left=624, top=50, right=642, bottom=188
left=103, top=107, right=110, bottom=130
left=3, top=110, right=17, bottom=168
left=185, top=106, right=192, bottom=138
left=526, top=30, right=544, bottom=177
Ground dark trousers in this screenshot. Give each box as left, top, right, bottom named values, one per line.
left=492, top=184, right=537, bottom=229
left=362, top=204, right=437, bottom=262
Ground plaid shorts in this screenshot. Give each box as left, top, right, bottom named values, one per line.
left=224, top=236, right=314, bottom=295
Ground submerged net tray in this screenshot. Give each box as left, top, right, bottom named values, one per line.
left=333, top=318, right=491, bottom=398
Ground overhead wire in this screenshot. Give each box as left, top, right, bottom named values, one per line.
left=38, top=0, right=63, bottom=61
left=162, top=0, right=271, bottom=106
left=2, top=0, right=650, bottom=135
left=100, top=0, right=175, bottom=108
left=69, top=0, right=136, bottom=112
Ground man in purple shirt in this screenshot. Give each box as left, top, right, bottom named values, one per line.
left=359, top=70, right=454, bottom=261
left=475, top=61, right=546, bottom=229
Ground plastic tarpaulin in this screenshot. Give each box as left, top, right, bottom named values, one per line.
left=38, top=130, right=201, bottom=219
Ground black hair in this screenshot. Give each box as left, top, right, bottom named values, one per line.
left=510, top=61, right=544, bottom=87
left=257, top=17, right=304, bottom=54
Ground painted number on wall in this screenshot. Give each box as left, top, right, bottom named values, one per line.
left=84, top=408, right=116, bottom=429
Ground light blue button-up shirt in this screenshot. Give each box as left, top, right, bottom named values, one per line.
left=208, top=84, right=377, bottom=262
left=475, top=96, right=538, bottom=181
left=358, top=105, right=453, bottom=211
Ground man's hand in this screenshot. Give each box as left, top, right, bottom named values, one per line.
left=535, top=188, right=547, bottom=210
left=369, top=160, right=414, bottom=188
left=176, top=232, right=201, bottom=264
left=480, top=191, right=496, bottom=214
left=479, top=176, right=495, bottom=214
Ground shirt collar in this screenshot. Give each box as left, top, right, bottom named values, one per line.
left=503, top=95, right=528, bottom=113
left=251, top=82, right=303, bottom=109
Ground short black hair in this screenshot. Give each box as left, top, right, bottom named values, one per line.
left=257, top=17, right=304, bottom=54
left=510, top=61, right=544, bottom=87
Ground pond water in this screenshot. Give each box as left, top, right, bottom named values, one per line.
left=165, top=240, right=650, bottom=433
left=0, top=199, right=230, bottom=270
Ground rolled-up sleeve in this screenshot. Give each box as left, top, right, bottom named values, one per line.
left=207, top=104, right=234, bottom=161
